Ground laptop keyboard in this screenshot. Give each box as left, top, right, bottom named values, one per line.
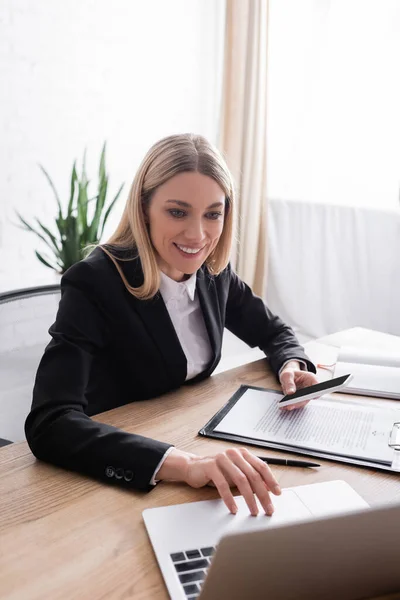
left=170, top=546, right=216, bottom=598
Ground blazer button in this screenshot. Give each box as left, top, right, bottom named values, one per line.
left=105, top=466, right=115, bottom=478
left=115, top=468, right=124, bottom=479
left=124, top=470, right=134, bottom=482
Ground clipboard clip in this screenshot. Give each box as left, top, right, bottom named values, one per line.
left=388, top=423, right=400, bottom=450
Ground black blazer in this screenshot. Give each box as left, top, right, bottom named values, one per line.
left=25, top=247, right=315, bottom=491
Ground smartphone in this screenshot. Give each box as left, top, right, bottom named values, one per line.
left=279, top=374, right=354, bottom=407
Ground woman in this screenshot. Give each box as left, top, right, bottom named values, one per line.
left=25, top=133, right=318, bottom=517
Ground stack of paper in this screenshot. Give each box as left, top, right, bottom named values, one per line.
left=334, top=346, right=400, bottom=400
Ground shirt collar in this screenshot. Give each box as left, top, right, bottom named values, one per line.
left=159, top=270, right=197, bottom=302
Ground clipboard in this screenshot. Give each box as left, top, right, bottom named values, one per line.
left=199, top=385, right=400, bottom=473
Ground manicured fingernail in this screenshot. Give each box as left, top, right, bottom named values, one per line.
left=267, top=504, right=274, bottom=515
left=288, top=387, right=295, bottom=393
left=231, top=503, right=238, bottom=514
left=274, top=485, right=281, bottom=494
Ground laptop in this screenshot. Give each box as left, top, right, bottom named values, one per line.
left=143, top=480, right=400, bottom=600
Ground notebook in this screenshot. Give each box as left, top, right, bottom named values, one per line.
left=143, top=480, right=400, bottom=600
left=333, top=345, right=400, bottom=400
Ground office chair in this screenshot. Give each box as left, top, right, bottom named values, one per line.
left=0, top=284, right=61, bottom=445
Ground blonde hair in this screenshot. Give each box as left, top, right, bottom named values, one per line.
left=101, top=133, right=235, bottom=300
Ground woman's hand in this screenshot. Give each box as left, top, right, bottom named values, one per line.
left=156, top=447, right=281, bottom=516
left=279, top=360, right=319, bottom=411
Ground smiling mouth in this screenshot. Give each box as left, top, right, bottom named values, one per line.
left=174, top=243, right=205, bottom=256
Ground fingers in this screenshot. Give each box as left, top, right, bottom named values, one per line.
left=217, top=453, right=260, bottom=516
left=237, top=448, right=281, bottom=496
left=281, top=399, right=310, bottom=411
left=280, top=369, right=320, bottom=410
left=216, top=448, right=280, bottom=516
left=185, top=450, right=281, bottom=517
left=211, top=470, right=239, bottom=515
left=279, top=370, right=296, bottom=395
left=297, top=372, right=319, bottom=386
left=280, top=366, right=319, bottom=397
left=225, top=450, right=277, bottom=516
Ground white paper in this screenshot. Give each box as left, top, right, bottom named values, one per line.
left=334, top=361, right=400, bottom=397
left=214, top=388, right=398, bottom=465
left=337, top=345, right=400, bottom=368
left=391, top=451, right=400, bottom=472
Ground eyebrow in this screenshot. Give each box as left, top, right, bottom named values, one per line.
left=166, top=199, right=224, bottom=209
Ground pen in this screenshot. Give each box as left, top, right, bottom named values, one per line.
left=258, top=456, right=320, bottom=468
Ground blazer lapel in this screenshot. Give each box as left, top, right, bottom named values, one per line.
left=134, top=294, right=188, bottom=381
left=196, top=268, right=223, bottom=370
left=116, top=250, right=187, bottom=382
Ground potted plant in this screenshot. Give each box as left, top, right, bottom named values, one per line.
left=16, top=142, right=124, bottom=274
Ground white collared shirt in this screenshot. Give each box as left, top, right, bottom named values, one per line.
left=159, top=270, right=212, bottom=381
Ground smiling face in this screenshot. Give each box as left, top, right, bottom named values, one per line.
left=146, top=171, right=226, bottom=281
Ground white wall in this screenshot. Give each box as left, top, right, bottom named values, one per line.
left=0, top=0, right=225, bottom=292
left=267, top=0, right=400, bottom=210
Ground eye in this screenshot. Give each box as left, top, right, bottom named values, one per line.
left=168, top=209, right=186, bottom=219
left=205, top=211, right=223, bottom=220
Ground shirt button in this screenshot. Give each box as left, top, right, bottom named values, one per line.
left=105, top=466, right=115, bottom=478
left=115, top=468, right=124, bottom=479
left=124, top=470, right=134, bottom=482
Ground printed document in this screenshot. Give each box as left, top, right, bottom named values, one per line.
left=214, top=389, right=397, bottom=465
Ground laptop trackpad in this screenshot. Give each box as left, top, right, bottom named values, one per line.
left=143, top=489, right=312, bottom=551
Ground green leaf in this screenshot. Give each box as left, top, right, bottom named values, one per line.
left=61, top=215, right=80, bottom=269
left=55, top=214, right=67, bottom=239
left=99, top=142, right=106, bottom=182
left=39, top=164, right=63, bottom=219
left=35, top=250, right=58, bottom=271
left=35, top=218, right=61, bottom=254
left=86, top=143, right=108, bottom=243
left=99, top=183, right=124, bottom=239
left=16, top=212, right=58, bottom=255
left=67, top=162, right=78, bottom=216
left=88, top=177, right=108, bottom=242
left=77, top=180, right=89, bottom=237
left=81, top=148, right=88, bottom=186
left=98, top=172, right=108, bottom=211
left=15, top=212, right=37, bottom=232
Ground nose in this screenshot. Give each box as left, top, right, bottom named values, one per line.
left=183, top=217, right=205, bottom=242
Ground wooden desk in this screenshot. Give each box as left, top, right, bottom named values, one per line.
left=1, top=359, right=399, bottom=600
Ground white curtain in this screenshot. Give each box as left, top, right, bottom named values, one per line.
left=218, top=0, right=269, bottom=297
left=266, top=200, right=400, bottom=338
left=267, top=0, right=400, bottom=211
